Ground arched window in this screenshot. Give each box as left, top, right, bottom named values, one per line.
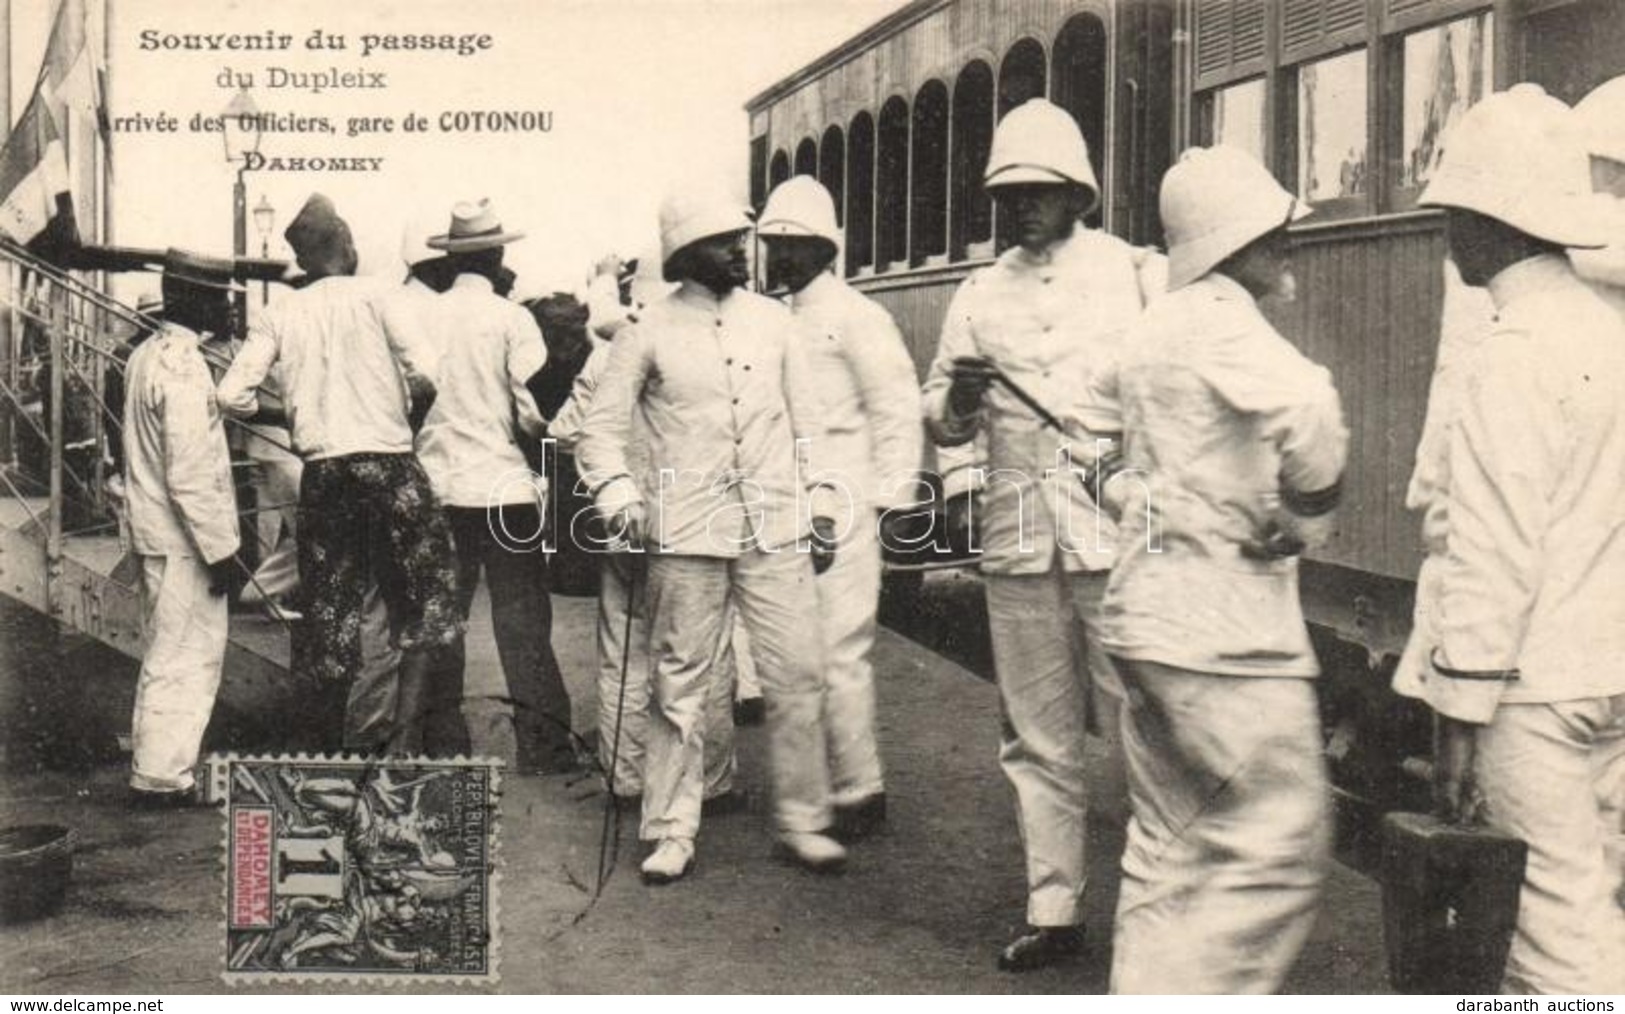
left=876, top=96, right=910, bottom=271
left=769, top=149, right=790, bottom=190
left=846, top=112, right=875, bottom=277
left=819, top=125, right=846, bottom=227
left=997, top=38, right=1048, bottom=117
left=1053, top=13, right=1108, bottom=226
left=951, top=60, right=995, bottom=259
left=910, top=80, right=950, bottom=265
left=794, top=138, right=818, bottom=177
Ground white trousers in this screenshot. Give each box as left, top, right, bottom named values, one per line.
left=983, top=565, right=1125, bottom=927
left=1110, top=659, right=1329, bottom=994
left=1478, top=694, right=1625, bottom=994
left=641, top=549, right=831, bottom=840
left=815, top=513, right=884, bottom=804
left=595, top=556, right=736, bottom=799
left=131, top=555, right=228, bottom=792
left=246, top=456, right=301, bottom=602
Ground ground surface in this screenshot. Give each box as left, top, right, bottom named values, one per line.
left=0, top=577, right=1389, bottom=994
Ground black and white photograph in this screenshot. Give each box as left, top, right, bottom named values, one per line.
left=0, top=0, right=1622, bottom=998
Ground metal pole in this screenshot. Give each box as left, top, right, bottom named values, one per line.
left=233, top=167, right=247, bottom=337
left=47, top=290, right=65, bottom=617
left=260, top=237, right=269, bottom=305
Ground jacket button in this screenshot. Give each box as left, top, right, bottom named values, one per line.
left=726, top=357, right=734, bottom=365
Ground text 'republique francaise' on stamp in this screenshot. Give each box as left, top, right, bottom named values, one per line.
left=213, top=754, right=501, bottom=984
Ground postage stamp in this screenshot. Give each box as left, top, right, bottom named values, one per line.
left=213, top=754, right=501, bottom=984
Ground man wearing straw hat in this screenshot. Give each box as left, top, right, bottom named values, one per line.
left=1410, top=84, right=1625, bottom=995
left=576, top=184, right=846, bottom=882
left=921, top=98, right=1163, bottom=971
left=218, top=194, right=461, bottom=755
left=412, top=198, right=577, bottom=774
left=122, top=250, right=242, bottom=805
left=1089, top=145, right=1346, bottom=993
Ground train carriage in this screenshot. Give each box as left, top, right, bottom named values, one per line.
left=745, top=0, right=1625, bottom=864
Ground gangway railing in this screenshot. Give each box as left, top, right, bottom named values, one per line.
left=0, top=237, right=297, bottom=660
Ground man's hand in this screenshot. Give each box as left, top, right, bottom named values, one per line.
left=206, top=555, right=238, bottom=597
left=1432, top=714, right=1485, bottom=826
left=1239, top=520, right=1307, bottom=561
left=594, top=253, right=626, bottom=279
left=809, top=516, right=838, bottom=575
left=607, top=502, right=648, bottom=550
left=947, top=355, right=1000, bottom=417
left=943, top=491, right=977, bottom=555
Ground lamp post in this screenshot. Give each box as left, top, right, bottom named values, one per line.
left=252, top=195, right=275, bottom=304
left=221, top=88, right=264, bottom=336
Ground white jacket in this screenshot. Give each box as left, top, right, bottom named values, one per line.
left=122, top=324, right=240, bottom=562
left=1429, top=254, right=1625, bottom=722
left=921, top=228, right=1163, bottom=574
left=1093, top=272, right=1347, bottom=678
left=789, top=273, right=922, bottom=513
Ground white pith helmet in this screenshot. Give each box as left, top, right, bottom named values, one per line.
left=984, top=98, right=1100, bottom=214
left=659, top=187, right=753, bottom=281
left=758, top=175, right=842, bottom=249
left=1419, top=83, right=1607, bottom=249
left=1574, top=75, right=1625, bottom=168
left=1159, top=145, right=1308, bottom=291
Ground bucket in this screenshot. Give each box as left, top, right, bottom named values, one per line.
left=0, top=825, right=76, bottom=923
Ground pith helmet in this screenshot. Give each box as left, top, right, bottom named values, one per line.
left=984, top=98, right=1100, bottom=214
left=659, top=187, right=752, bottom=281
left=1160, top=145, right=1308, bottom=291
left=1419, top=83, right=1607, bottom=249
left=758, top=175, right=842, bottom=249
left=1574, top=75, right=1625, bottom=167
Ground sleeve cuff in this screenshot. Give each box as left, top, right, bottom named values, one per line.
left=1424, top=648, right=1513, bottom=724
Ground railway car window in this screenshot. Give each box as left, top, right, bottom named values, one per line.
left=750, top=136, right=768, bottom=212
left=951, top=60, right=995, bottom=261
left=847, top=112, right=876, bottom=277
left=819, top=126, right=846, bottom=227
left=770, top=149, right=790, bottom=191
left=1053, top=12, right=1109, bottom=224
left=795, top=138, right=818, bottom=178
left=911, top=81, right=950, bottom=266
left=997, top=38, right=1047, bottom=117
left=1201, top=78, right=1267, bottom=165
left=1295, top=48, right=1370, bottom=209
left=877, top=97, right=911, bottom=271
left=1395, top=13, right=1493, bottom=201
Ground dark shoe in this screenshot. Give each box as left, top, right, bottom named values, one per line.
left=833, top=793, right=886, bottom=841
left=701, top=790, right=747, bottom=816
left=611, top=792, right=642, bottom=813
left=733, top=697, right=765, bottom=727
left=997, top=925, right=1087, bottom=972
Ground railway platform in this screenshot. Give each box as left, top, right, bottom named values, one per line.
left=0, top=579, right=1388, bottom=994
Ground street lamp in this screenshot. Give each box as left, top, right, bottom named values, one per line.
left=221, top=88, right=263, bottom=335
left=252, top=195, right=275, bottom=304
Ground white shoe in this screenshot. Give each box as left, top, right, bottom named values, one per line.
left=640, top=838, right=695, bottom=884
left=777, top=831, right=847, bottom=873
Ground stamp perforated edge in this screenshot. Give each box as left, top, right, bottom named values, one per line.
left=211, top=752, right=504, bottom=986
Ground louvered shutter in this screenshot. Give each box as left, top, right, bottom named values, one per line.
left=1194, top=0, right=1268, bottom=89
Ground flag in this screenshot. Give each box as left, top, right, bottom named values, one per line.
left=0, top=0, right=105, bottom=248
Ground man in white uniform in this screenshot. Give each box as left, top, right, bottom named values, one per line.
left=1414, top=84, right=1625, bottom=995
left=1091, top=145, right=1347, bottom=994
left=122, top=251, right=242, bottom=805
left=922, top=98, right=1163, bottom=971
left=758, top=175, right=922, bottom=837
left=576, top=187, right=845, bottom=882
